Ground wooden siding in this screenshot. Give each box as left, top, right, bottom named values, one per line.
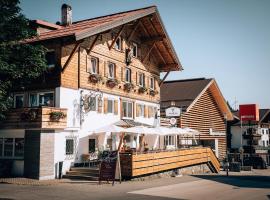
left=0, top=107, right=67, bottom=130
left=180, top=89, right=227, bottom=159
left=60, top=26, right=161, bottom=103
left=120, top=147, right=220, bottom=178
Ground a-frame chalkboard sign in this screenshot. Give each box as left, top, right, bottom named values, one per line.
left=99, top=150, right=121, bottom=186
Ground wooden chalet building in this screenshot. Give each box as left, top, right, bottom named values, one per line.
left=0, top=5, right=182, bottom=179
left=160, top=78, right=233, bottom=160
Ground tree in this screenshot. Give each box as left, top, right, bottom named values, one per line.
left=0, top=0, right=47, bottom=120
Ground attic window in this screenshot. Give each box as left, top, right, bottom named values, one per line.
left=114, top=37, right=122, bottom=51
left=132, top=43, right=137, bottom=57
left=45, top=51, right=56, bottom=68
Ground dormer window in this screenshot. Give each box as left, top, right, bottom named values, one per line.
left=114, top=37, right=122, bottom=51
left=132, top=43, right=137, bottom=57
left=45, top=50, right=56, bottom=68
left=87, top=56, right=98, bottom=74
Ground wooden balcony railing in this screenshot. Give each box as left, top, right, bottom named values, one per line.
left=120, top=147, right=220, bottom=178
left=0, top=107, right=67, bottom=130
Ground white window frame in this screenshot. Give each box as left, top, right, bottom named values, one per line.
left=132, top=42, right=137, bottom=57
left=139, top=73, right=145, bottom=87
left=29, top=91, right=54, bottom=107
left=114, top=37, right=122, bottom=51
left=164, top=135, right=175, bottom=146
left=14, top=94, right=24, bottom=108
left=108, top=62, right=115, bottom=79
left=65, top=138, right=75, bottom=155
left=150, top=77, right=155, bottom=90
left=107, top=99, right=114, bottom=114
left=87, top=56, right=98, bottom=74
left=125, top=68, right=131, bottom=83
left=89, top=96, right=98, bottom=111
left=122, top=101, right=133, bottom=119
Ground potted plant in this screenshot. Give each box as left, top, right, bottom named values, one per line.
left=20, top=109, right=39, bottom=121
left=89, top=73, right=102, bottom=83
left=106, top=78, right=119, bottom=88
left=49, top=111, right=66, bottom=121
left=123, top=82, right=134, bottom=92
left=138, top=86, right=147, bottom=94
left=149, top=89, right=158, bottom=96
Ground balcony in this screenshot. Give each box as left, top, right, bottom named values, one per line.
left=242, top=133, right=261, bottom=140
left=0, top=107, right=67, bottom=130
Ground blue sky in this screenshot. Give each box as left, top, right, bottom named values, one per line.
left=20, top=0, right=270, bottom=109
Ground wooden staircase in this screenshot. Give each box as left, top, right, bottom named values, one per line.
left=63, top=167, right=99, bottom=181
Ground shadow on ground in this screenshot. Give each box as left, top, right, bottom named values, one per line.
left=191, top=174, right=270, bottom=189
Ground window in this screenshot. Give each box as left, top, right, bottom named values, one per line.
left=14, top=138, right=24, bottom=157
left=108, top=62, right=115, bottom=79
left=132, top=43, right=137, bottom=57
left=139, top=73, right=145, bottom=87
left=114, top=37, right=122, bottom=51
left=107, top=99, right=114, bottom=113
left=262, top=129, right=264, bottom=135
left=0, top=138, right=24, bottom=158
left=4, top=138, right=13, bottom=157
left=122, top=101, right=133, bottom=118
left=89, top=139, right=96, bottom=153
left=87, top=57, right=98, bottom=74
left=14, top=94, right=24, bottom=108
left=150, top=77, right=155, bottom=90
left=45, top=51, right=56, bottom=68
left=125, top=68, right=131, bottom=83
left=29, top=92, right=54, bottom=107
left=164, top=135, right=175, bottom=146
left=66, top=139, right=74, bottom=155
left=89, top=96, right=97, bottom=111
left=137, top=104, right=144, bottom=117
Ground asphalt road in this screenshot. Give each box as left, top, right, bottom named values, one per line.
left=0, top=170, right=270, bottom=200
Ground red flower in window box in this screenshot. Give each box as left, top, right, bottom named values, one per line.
left=106, top=79, right=119, bottom=88
left=123, top=82, right=134, bottom=92
left=89, top=74, right=102, bottom=83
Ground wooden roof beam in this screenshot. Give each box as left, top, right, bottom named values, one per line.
left=154, top=43, right=166, bottom=65
left=87, top=34, right=99, bottom=54
left=159, top=71, right=170, bottom=86
left=109, top=25, right=125, bottom=50
left=62, top=41, right=82, bottom=73
left=142, top=41, right=156, bottom=63
left=127, top=20, right=140, bottom=42
left=141, top=35, right=165, bottom=44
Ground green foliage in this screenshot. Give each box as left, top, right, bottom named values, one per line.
left=0, top=0, right=47, bottom=120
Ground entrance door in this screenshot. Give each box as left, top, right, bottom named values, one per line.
left=89, top=139, right=96, bottom=153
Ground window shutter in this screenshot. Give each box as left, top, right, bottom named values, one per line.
left=103, top=98, right=108, bottom=114
left=114, top=100, right=118, bottom=115
left=136, top=72, right=138, bottom=85
left=148, top=106, right=152, bottom=118
left=144, top=105, right=148, bottom=118
left=120, top=98, right=123, bottom=119
left=97, top=98, right=102, bottom=113
left=121, top=67, right=124, bottom=82
left=136, top=104, right=139, bottom=117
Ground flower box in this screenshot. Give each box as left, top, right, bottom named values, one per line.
left=106, top=79, right=119, bottom=88
left=89, top=73, right=102, bottom=83
left=49, top=111, right=66, bottom=121
left=123, top=82, right=134, bottom=92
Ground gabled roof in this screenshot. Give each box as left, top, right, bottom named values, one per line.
left=161, top=78, right=233, bottom=120
left=26, top=6, right=182, bottom=71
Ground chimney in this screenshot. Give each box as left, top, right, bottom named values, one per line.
left=61, top=4, right=72, bottom=26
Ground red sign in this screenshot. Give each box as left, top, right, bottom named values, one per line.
left=239, top=104, right=259, bottom=121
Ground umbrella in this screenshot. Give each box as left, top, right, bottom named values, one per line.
left=125, top=126, right=157, bottom=135
left=92, top=124, right=126, bottom=134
